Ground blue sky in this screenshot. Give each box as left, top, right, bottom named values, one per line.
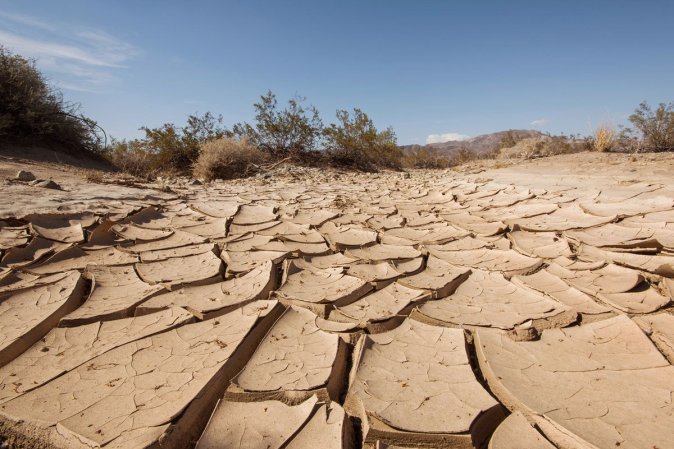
left=1, top=1, right=673, bottom=145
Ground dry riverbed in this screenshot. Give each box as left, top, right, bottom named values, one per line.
left=0, top=151, right=672, bottom=449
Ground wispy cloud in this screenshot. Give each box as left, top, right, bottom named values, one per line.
left=0, top=30, right=125, bottom=67
left=0, top=11, right=138, bottom=92
left=530, top=119, right=549, bottom=127
left=0, top=11, right=58, bottom=32
left=426, top=132, right=470, bottom=144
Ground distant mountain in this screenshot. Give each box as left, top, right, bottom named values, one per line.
left=400, top=129, right=543, bottom=156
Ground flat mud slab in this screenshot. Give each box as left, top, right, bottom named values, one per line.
left=475, top=315, right=674, bottom=449
left=0, top=151, right=672, bottom=448
left=344, top=319, right=504, bottom=448
left=0, top=302, right=282, bottom=449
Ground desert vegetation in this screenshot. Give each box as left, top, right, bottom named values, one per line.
left=232, top=91, right=323, bottom=156
left=587, top=102, right=674, bottom=154
left=592, top=125, right=616, bottom=153
left=107, top=111, right=229, bottom=177
left=323, top=108, right=402, bottom=171
left=106, top=91, right=405, bottom=178
left=2, top=44, right=673, bottom=179
left=193, top=137, right=266, bottom=181
left=625, top=101, right=674, bottom=150
left=402, top=146, right=452, bottom=169
left=497, top=133, right=591, bottom=160
left=0, top=46, right=102, bottom=154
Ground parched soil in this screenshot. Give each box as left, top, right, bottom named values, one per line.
left=0, top=151, right=672, bottom=449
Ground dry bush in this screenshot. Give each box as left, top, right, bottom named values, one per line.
left=290, top=149, right=329, bottom=167
left=402, top=147, right=451, bottom=169
left=449, top=148, right=476, bottom=166
left=593, top=125, right=615, bottom=152
left=193, top=137, right=265, bottom=181
left=499, top=138, right=535, bottom=159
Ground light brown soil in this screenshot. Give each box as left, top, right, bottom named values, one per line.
left=0, top=151, right=672, bottom=449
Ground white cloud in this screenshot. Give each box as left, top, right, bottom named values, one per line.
left=0, top=12, right=137, bottom=92
left=0, top=31, right=123, bottom=67
left=426, top=132, right=471, bottom=144
left=530, top=119, right=549, bottom=127
left=0, top=11, right=58, bottom=32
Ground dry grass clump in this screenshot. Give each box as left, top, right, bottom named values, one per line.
left=593, top=125, right=615, bottom=152
left=193, top=137, right=265, bottom=181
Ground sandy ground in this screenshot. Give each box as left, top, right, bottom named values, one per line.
left=0, top=151, right=672, bottom=449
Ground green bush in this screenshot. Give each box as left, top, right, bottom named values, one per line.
left=628, top=101, right=674, bottom=150
left=103, top=112, right=228, bottom=176
left=233, top=91, right=322, bottom=156
left=323, top=108, right=402, bottom=171
left=0, top=45, right=99, bottom=152
left=140, top=112, right=229, bottom=170
left=105, top=91, right=404, bottom=177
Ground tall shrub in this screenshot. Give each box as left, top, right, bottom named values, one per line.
left=0, top=45, right=98, bottom=151
left=323, top=108, right=402, bottom=171
left=628, top=101, right=674, bottom=149
left=232, top=91, right=323, bottom=156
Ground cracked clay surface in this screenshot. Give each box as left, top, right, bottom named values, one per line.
left=0, top=152, right=672, bottom=448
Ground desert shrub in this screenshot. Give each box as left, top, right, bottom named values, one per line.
left=498, top=131, right=518, bottom=149
left=140, top=112, right=229, bottom=171
left=480, top=146, right=502, bottom=160
left=593, top=125, right=615, bottom=152
left=193, top=137, right=265, bottom=181
left=498, top=138, right=540, bottom=159
left=448, top=147, right=476, bottom=166
left=612, top=126, right=642, bottom=152
left=233, top=91, right=323, bottom=156
left=105, top=139, right=155, bottom=178
left=323, top=108, right=402, bottom=171
left=628, top=101, right=674, bottom=150
left=498, top=130, right=531, bottom=150
left=103, top=112, right=228, bottom=176
left=290, top=149, right=329, bottom=167
left=403, top=147, right=451, bottom=169
left=540, top=134, right=581, bottom=155
left=0, top=45, right=99, bottom=152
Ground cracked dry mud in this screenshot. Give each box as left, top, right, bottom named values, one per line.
left=0, top=153, right=673, bottom=449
